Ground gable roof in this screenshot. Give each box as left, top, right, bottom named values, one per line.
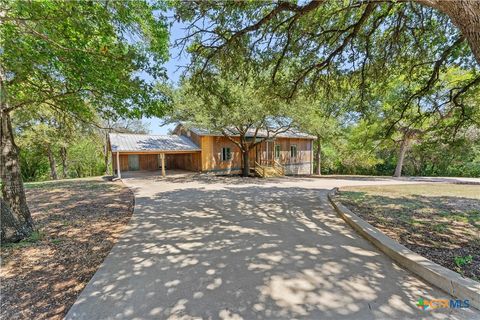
left=182, top=124, right=316, bottom=140
left=109, top=133, right=200, bottom=152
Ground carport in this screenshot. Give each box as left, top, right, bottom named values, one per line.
left=109, top=133, right=201, bottom=178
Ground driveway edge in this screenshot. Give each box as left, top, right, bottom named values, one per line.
left=65, top=178, right=138, bottom=319
left=327, top=188, right=480, bottom=310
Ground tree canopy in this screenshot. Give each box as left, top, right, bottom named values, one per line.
left=1, top=0, right=170, bottom=119
left=173, top=0, right=479, bottom=177
left=1, top=1, right=479, bottom=242
left=170, top=64, right=299, bottom=176
left=0, top=0, right=170, bottom=242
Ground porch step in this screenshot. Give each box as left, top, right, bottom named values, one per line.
left=253, top=163, right=285, bottom=178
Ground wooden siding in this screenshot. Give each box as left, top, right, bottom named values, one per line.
left=140, top=154, right=159, bottom=170
left=112, top=126, right=313, bottom=175
left=112, top=154, right=129, bottom=172
left=195, top=135, right=312, bottom=174
left=272, top=138, right=312, bottom=174
left=166, top=153, right=201, bottom=171
left=272, top=138, right=312, bottom=166
left=200, top=136, right=242, bottom=172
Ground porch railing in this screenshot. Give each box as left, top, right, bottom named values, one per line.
left=253, top=160, right=285, bottom=178
left=274, top=160, right=285, bottom=176
left=254, top=161, right=265, bottom=177
left=256, top=159, right=275, bottom=166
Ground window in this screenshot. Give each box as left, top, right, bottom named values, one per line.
left=221, top=147, right=232, bottom=161
left=290, top=145, right=297, bottom=158
left=275, top=145, right=281, bottom=159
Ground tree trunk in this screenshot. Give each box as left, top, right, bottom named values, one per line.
left=242, top=149, right=250, bottom=177
left=46, top=144, right=58, bottom=180
left=60, top=146, right=67, bottom=179
left=393, top=137, right=410, bottom=177
left=315, top=136, right=321, bottom=175
left=1, top=198, right=29, bottom=243
left=418, top=0, right=480, bottom=64
left=0, top=110, right=34, bottom=240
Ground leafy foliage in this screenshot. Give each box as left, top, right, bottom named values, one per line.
left=172, top=1, right=479, bottom=177
left=172, top=68, right=293, bottom=133
left=67, top=135, right=106, bottom=178
left=0, top=0, right=170, bottom=217
left=1, top=0, right=170, bottom=119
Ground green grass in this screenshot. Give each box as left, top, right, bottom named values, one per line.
left=23, top=177, right=121, bottom=196
left=4, top=230, right=44, bottom=248
left=454, top=255, right=473, bottom=268
left=50, top=238, right=63, bottom=245
left=337, top=184, right=480, bottom=232
left=335, top=182, right=480, bottom=279
left=433, top=222, right=448, bottom=232
left=342, top=183, right=480, bottom=199
left=24, top=176, right=106, bottom=190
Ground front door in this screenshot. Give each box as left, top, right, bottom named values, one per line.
left=128, top=155, right=139, bottom=171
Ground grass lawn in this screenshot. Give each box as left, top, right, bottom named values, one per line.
left=334, top=183, right=480, bottom=281
left=0, top=177, right=134, bottom=320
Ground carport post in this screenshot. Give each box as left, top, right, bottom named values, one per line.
left=116, top=151, right=121, bottom=179
left=161, top=153, right=165, bottom=177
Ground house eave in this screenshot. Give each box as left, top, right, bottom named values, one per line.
left=111, top=149, right=201, bottom=154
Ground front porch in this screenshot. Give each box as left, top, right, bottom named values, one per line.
left=248, top=139, right=284, bottom=177
left=247, top=137, right=313, bottom=176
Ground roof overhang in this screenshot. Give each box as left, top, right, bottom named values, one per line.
left=186, top=126, right=316, bottom=140
left=109, top=132, right=201, bottom=153
left=112, top=150, right=201, bottom=154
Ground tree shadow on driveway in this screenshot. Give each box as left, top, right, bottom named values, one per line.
left=67, top=182, right=479, bottom=320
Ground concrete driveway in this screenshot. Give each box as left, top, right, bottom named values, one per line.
left=67, top=173, right=479, bottom=320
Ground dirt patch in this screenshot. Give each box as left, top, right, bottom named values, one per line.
left=335, top=183, right=480, bottom=281
left=0, top=178, right=134, bottom=320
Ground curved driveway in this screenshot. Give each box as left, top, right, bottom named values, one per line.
left=67, top=173, right=479, bottom=320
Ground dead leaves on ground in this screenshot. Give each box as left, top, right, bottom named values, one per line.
left=0, top=179, right=134, bottom=320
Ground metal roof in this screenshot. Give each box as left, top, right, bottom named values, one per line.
left=109, top=133, right=201, bottom=152
left=185, top=125, right=316, bottom=140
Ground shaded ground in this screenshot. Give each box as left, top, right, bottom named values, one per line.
left=335, top=183, right=480, bottom=281
left=67, top=173, right=478, bottom=319
left=0, top=177, right=134, bottom=320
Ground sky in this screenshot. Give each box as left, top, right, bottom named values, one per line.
left=144, top=17, right=188, bottom=135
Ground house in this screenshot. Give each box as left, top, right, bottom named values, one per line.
left=109, top=124, right=316, bottom=178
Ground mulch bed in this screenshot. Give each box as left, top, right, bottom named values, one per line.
left=335, top=185, right=480, bottom=282
left=0, top=178, right=134, bottom=320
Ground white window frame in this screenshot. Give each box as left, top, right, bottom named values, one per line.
left=274, top=144, right=281, bottom=159
left=290, top=145, right=297, bottom=158
left=221, top=147, right=232, bottom=161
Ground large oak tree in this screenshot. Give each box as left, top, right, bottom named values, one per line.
left=174, top=0, right=479, bottom=176
left=171, top=67, right=297, bottom=177
left=0, top=0, right=169, bottom=242
left=174, top=1, right=478, bottom=112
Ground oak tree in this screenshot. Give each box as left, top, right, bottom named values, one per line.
left=171, top=68, right=296, bottom=177
left=0, top=0, right=169, bottom=242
